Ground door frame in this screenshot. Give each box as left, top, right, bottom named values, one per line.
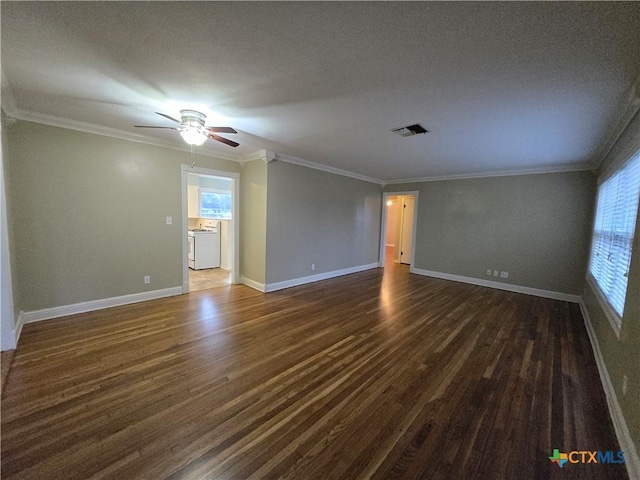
left=380, top=191, right=419, bottom=272
left=181, top=165, right=240, bottom=293
left=399, top=195, right=416, bottom=265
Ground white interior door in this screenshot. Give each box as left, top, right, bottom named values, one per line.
left=399, top=196, right=415, bottom=265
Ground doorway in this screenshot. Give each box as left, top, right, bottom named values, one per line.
left=181, top=165, right=240, bottom=293
left=380, top=191, right=419, bottom=270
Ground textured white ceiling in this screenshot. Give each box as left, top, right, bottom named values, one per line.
left=2, top=2, right=640, bottom=182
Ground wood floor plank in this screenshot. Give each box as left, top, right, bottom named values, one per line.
left=1, top=261, right=628, bottom=480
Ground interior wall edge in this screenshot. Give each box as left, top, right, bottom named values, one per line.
left=0, top=110, right=17, bottom=351
left=241, top=277, right=266, bottom=293
left=10, top=312, right=23, bottom=350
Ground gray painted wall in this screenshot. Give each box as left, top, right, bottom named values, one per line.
left=265, top=161, right=381, bottom=285
left=583, top=111, right=640, bottom=454
left=5, top=121, right=241, bottom=315
left=240, top=160, right=267, bottom=285
left=386, top=171, right=595, bottom=295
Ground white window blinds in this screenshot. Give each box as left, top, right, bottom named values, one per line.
left=589, top=150, right=640, bottom=319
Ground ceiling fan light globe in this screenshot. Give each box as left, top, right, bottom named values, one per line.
left=180, top=128, right=207, bottom=146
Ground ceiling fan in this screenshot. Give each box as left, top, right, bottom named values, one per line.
left=134, top=110, right=239, bottom=147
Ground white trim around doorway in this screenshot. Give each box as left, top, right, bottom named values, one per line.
left=181, top=165, right=240, bottom=293
left=380, top=191, right=419, bottom=271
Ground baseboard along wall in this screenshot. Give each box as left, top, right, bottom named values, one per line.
left=410, top=268, right=581, bottom=303
left=14, top=287, right=183, bottom=342
left=578, top=300, right=640, bottom=480
left=265, top=263, right=379, bottom=293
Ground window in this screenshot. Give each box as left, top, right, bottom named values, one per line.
left=199, top=188, right=232, bottom=220
left=588, top=150, right=640, bottom=324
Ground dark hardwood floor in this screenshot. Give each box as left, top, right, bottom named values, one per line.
left=1, top=349, right=16, bottom=397
left=1, top=262, right=627, bottom=479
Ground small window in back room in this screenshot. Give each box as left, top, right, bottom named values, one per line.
left=588, top=149, right=640, bottom=328
left=200, top=188, right=232, bottom=220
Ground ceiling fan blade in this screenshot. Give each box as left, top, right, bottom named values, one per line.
left=156, top=112, right=181, bottom=124
left=134, top=125, right=179, bottom=130
left=209, top=134, right=239, bottom=148
left=205, top=126, right=237, bottom=134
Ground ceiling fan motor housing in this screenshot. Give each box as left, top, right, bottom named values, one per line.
left=180, top=110, right=206, bottom=128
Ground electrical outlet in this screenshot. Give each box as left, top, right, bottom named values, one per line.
left=144, top=276, right=151, bottom=284
left=486, top=269, right=492, bottom=276
left=166, top=216, right=173, bottom=225
left=311, top=263, right=316, bottom=271
left=622, top=375, right=628, bottom=396
left=500, top=271, right=509, bottom=278
left=493, top=270, right=498, bottom=277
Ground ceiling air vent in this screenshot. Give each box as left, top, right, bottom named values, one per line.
left=391, top=123, right=428, bottom=137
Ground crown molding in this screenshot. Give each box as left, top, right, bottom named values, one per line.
left=240, top=149, right=384, bottom=185
left=591, top=73, right=640, bottom=171
left=239, top=148, right=593, bottom=185
left=273, top=152, right=385, bottom=185
left=3, top=106, right=610, bottom=186
left=384, top=163, right=593, bottom=185
left=240, top=150, right=276, bottom=164
left=6, top=109, right=242, bottom=163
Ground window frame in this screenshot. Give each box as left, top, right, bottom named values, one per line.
left=587, top=149, right=640, bottom=337
left=198, top=187, right=233, bottom=220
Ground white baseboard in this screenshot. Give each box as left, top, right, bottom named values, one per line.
left=410, top=268, right=581, bottom=303
left=13, top=311, right=25, bottom=345
left=579, top=300, right=640, bottom=480
left=20, top=287, right=183, bottom=325
left=241, top=277, right=266, bottom=292
left=265, top=263, right=379, bottom=293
